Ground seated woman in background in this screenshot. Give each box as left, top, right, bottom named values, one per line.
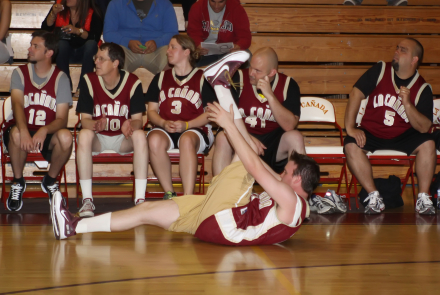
left=146, top=34, right=216, bottom=199
left=0, top=0, right=13, bottom=64
left=42, top=0, right=103, bottom=96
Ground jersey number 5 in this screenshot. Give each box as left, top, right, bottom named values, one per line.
left=28, top=109, right=46, bottom=126
left=384, top=110, right=395, bottom=126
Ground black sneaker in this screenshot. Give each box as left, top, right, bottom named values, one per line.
left=7, top=182, right=26, bottom=211
left=41, top=175, right=66, bottom=206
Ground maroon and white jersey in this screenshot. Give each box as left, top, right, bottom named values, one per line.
left=238, top=70, right=292, bottom=135
left=3, top=64, right=63, bottom=132
left=360, top=62, right=431, bottom=139
left=83, top=71, right=141, bottom=137
left=158, top=68, right=205, bottom=122
left=194, top=192, right=308, bottom=246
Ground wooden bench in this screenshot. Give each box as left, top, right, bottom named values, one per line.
left=244, top=5, right=440, bottom=33
left=241, top=0, right=439, bottom=5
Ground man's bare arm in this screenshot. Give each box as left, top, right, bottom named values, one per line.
left=208, top=102, right=297, bottom=220
left=345, top=87, right=367, bottom=147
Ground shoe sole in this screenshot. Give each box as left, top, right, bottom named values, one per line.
left=364, top=208, right=383, bottom=215
left=204, top=51, right=250, bottom=86
left=417, top=208, right=436, bottom=215
left=53, top=192, right=68, bottom=240
left=51, top=193, right=60, bottom=240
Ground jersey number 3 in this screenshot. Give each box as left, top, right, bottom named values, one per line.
left=384, top=110, right=395, bottom=126
left=171, top=100, right=182, bottom=115
left=28, top=109, right=46, bottom=126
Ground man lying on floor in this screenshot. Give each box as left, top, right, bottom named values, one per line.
left=50, top=51, right=320, bottom=245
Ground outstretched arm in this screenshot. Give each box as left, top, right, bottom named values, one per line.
left=207, top=102, right=297, bottom=219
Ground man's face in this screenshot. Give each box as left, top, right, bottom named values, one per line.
left=28, top=37, right=50, bottom=63
left=281, top=161, right=298, bottom=188
left=94, top=49, right=115, bottom=77
left=391, top=39, right=416, bottom=72
left=248, top=55, right=271, bottom=86
left=209, top=0, right=227, bottom=13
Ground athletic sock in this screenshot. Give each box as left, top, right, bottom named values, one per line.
left=135, top=179, right=147, bottom=201
left=43, top=174, right=56, bottom=186
left=214, top=85, right=242, bottom=119
left=76, top=212, right=112, bottom=233
left=79, top=179, right=93, bottom=201
left=13, top=177, right=25, bottom=187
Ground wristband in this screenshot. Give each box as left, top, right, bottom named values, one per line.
left=185, top=122, right=189, bottom=130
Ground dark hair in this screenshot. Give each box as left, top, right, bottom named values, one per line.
left=172, top=34, right=200, bottom=67
left=99, top=42, right=125, bottom=69
left=406, top=37, right=424, bottom=67
left=58, top=0, right=102, bottom=28
left=31, top=30, right=59, bottom=61
left=289, top=151, right=320, bottom=196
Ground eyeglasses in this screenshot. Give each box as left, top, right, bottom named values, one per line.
left=93, top=55, right=111, bottom=63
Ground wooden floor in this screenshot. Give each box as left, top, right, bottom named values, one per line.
left=1, top=186, right=440, bottom=294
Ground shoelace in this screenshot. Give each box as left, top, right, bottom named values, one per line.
left=46, top=182, right=59, bottom=194
left=312, top=196, right=327, bottom=210
left=10, top=183, right=24, bottom=201
left=224, top=70, right=241, bottom=91
left=81, top=200, right=95, bottom=211
left=417, top=194, right=433, bottom=206
left=364, top=193, right=382, bottom=206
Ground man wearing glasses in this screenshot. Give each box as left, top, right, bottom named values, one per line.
left=75, top=42, right=148, bottom=217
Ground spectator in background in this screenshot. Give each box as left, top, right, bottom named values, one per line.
left=344, top=0, right=407, bottom=5
left=103, top=0, right=178, bottom=74
left=42, top=0, right=103, bottom=96
left=187, top=0, right=251, bottom=67
left=0, top=0, right=13, bottom=64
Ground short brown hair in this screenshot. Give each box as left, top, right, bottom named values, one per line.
left=289, top=152, right=320, bottom=196
left=99, top=42, right=125, bottom=70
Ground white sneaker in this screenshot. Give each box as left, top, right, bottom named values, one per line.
left=321, top=189, right=347, bottom=213
left=415, top=193, right=435, bottom=215
left=308, top=194, right=335, bottom=214
left=79, top=198, right=95, bottom=217
left=364, top=191, right=385, bottom=214
left=204, top=51, right=250, bottom=88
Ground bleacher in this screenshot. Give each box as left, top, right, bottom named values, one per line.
left=1, top=0, right=439, bottom=185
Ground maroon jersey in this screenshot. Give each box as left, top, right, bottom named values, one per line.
left=194, top=192, right=308, bottom=246
left=238, top=70, right=292, bottom=135
left=360, top=62, right=431, bottom=139
left=83, top=71, right=141, bottom=136
left=3, top=64, right=63, bottom=132
left=158, top=68, right=205, bottom=122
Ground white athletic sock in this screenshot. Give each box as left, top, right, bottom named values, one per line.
left=79, top=179, right=93, bottom=200
left=214, top=85, right=242, bottom=119
left=135, top=179, right=147, bottom=201
left=76, top=212, right=112, bottom=233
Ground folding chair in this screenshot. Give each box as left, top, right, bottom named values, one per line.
left=299, top=97, right=350, bottom=207
left=74, top=115, right=136, bottom=207
left=1, top=97, right=68, bottom=208
left=143, top=121, right=206, bottom=198
left=347, top=99, right=416, bottom=206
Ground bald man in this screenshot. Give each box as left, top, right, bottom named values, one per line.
left=344, top=38, right=435, bottom=215
left=212, top=47, right=305, bottom=175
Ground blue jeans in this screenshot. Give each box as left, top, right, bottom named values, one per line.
left=56, top=39, right=98, bottom=87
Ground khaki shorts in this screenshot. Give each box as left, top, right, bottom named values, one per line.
left=122, top=45, right=168, bottom=74
left=168, top=161, right=255, bottom=234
